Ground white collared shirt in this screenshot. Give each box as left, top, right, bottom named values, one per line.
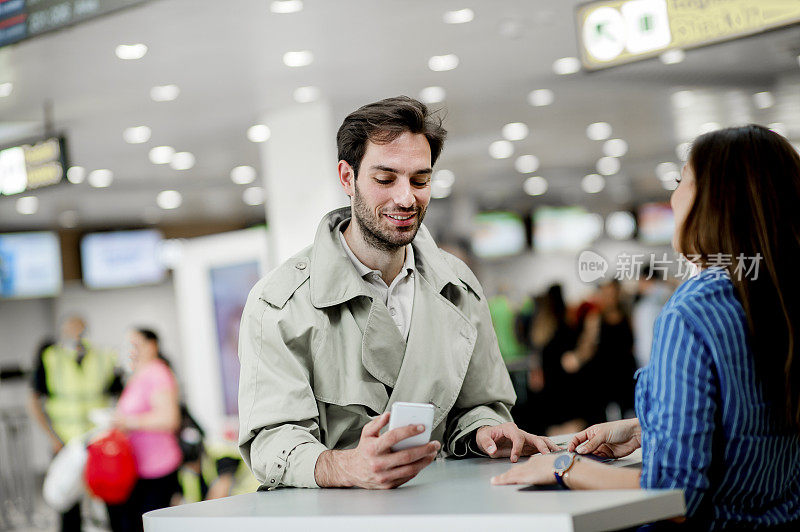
left=338, top=229, right=416, bottom=340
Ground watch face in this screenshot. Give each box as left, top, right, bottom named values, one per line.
left=553, top=453, right=572, bottom=471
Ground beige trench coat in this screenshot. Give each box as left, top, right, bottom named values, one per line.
left=238, top=208, right=516, bottom=489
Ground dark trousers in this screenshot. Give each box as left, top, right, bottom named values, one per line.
left=60, top=502, right=81, bottom=532
left=106, top=470, right=179, bottom=532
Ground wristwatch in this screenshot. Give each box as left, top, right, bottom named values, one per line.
left=553, top=452, right=579, bottom=489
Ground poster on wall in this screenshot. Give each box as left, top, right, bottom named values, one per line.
left=209, top=261, right=261, bottom=417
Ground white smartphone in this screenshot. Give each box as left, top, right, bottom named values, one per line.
left=387, top=402, right=434, bottom=452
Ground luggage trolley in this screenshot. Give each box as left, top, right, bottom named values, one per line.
left=0, top=407, right=36, bottom=529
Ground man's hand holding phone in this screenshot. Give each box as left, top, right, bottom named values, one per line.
left=315, top=410, right=439, bottom=489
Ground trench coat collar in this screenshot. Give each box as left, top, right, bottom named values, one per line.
left=309, top=207, right=464, bottom=308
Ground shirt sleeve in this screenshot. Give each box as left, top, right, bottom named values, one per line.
left=639, top=309, right=717, bottom=518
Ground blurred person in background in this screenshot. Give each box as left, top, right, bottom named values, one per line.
left=493, top=124, right=800, bottom=531
left=561, top=279, right=637, bottom=424
left=109, top=328, right=181, bottom=532
left=28, top=315, right=118, bottom=532
left=632, top=264, right=673, bottom=369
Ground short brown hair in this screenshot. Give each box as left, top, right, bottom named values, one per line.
left=336, top=96, right=447, bottom=177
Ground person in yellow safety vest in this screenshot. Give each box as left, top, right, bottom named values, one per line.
left=28, top=315, right=119, bottom=532
left=178, top=441, right=260, bottom=503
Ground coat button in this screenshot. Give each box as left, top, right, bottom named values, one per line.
left=296, top=262, right=307, bottom=270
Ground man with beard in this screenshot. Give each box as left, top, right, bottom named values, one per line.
left=238, top=96, right=556, bottom=490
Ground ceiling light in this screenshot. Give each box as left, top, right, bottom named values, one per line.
left=283, top=50, right=313, bottom=67
left=157, top=190, right=182, bottom=210
left=428, top=54, right=459, bottom=72
left=603, top=138, right=628, bottom=157
left=243, top=186, right=265, bottom=206
left=419, top=86, right=446, bottom=104
left=149, top=146, right=175, bottom=164
left=432, top=169, right=455, bottom=188
left=552, top=57, right=581, bottom=75
left=115, top=43, right=148, bottom=60
left=699, top=122, right=720, bottom=134
left=293, top=86, right=320, bottom=103
left=752, top=91, right=775, bottom=109
left=582, top=173, right=605, bottom=193
left=170, top=152, right=195, bottom=170
left=123, top=126, right=151, bottom=144
left=0, top=82, right=12, bottom=97
left=502, top=122, right=529, bottom=141
left=527, top=89, right=554, bottom=107
left=515, top=154, right=539, bottom=173
left=58, top=210, right=79, bottom=229
left=230, top=165, right=257, bottom=184
left=67, top=166, right=86, bottom=184
left=769, top=122, right=787, bottom=136
left=489, top=140, right=514, bottom=159
left=16, top=196, right=38, bottom=215
left=676, top=142, right=691, bottom=161
left=247, top=124, right=271, bottom=142
left=523, top=176, right=548, bottom=196
left=656, top=162, right=679, bottom=181
left=659, top=49, right=685, bottom=65
left=596, top=156, right=620, bottom=176
left=662, top=179, right=679, bottom=191
left=670, top=90, right=694, bottom=109
left=431, top=186, right=452, bottom=199
left=586, top=122, right=612, bottom=141
left=88, top=169, right=113, bottom=188
left=443, top=8, right=474, bottom=24
left=270, top=0, right=303, bottom=13
left=150, top=84, right=180, bottom=102
left=606, top=211, right=636, bottom=240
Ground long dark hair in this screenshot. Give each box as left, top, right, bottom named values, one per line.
left=680, top=124, right=800, bottom=431
left=135, top=328, right=171, bottom=368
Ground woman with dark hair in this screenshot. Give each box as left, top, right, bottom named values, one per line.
left=108, top=329, right=182, bottom=532
left=492, top=125, right=800, bottom=530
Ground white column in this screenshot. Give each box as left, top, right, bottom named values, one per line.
left=259, top=101, right=347, bottom=267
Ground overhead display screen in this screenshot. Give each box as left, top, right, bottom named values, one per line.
left=0, top=231, right=63, bottom=299
left=81, top=229, right=166, bottom=289
left=0, top=136, right=67, bottom=195
left=471, top=212, right=527, bottom=259
left=1, top=0, right=148, bottom=48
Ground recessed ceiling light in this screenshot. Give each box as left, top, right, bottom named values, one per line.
left=115, top=43, right=148, bottom=60
left=67, top=166, right=86, bottom=184
left=656, top=162, right=679, bottom=181
left=502, top=122, right=529, bottom=141
left=528, top=89, right=554, bottom=107
left=247, top=124, right=271, bottom=143
left=283, top=50, right=314, bottom=67
left=157, top=190, right=182, bottom=210
left=243, top=186, right=265, bottom=206
left=443, top=8, right=474, bottom=24
left=58, top=210, right=79, bottom=229
left=552, top=57, right=581, bottom=75
left=123, top=126, right=151, bottom=144
left=170, top=152, right=195, bottom=170
left=596, top=156, right=620, bottom=176
left=659, top=49, right=685, bottom=65
left=149, top=146, right=175, bottom=164
left=428, top=54, right=459, bottom=72
left=489, top=140, right=514, bottom=159
left=603, top=138, right=628, bottom=157
left=586, top=122, right=612, bottom=141
left=606, top=211, right=636, bottom=240
left=769, top=122, right=787, bottom=136
left=419, top=86, right=446, bottom=104
left=752, top=91, right=775, bottom=109
left=432, top=169, right=455, bottom=188
left=662, top=179, right=679, bottom=191
left=150, top=84, right=180, bottom=102
left=515, top=154, right=539, bottom=174
left=0, top=82, right=12, bottom=97
left=88, top=169, right=114, bottom=188
left=581, top=173, right=605, bottom=194
left=699, top=122, right=721, bottom=134
left=16, top=196, right=38, bottom=215
left=676, top=142, right=691, bottom=161
left=523, top=176, right=548, bottom=196
left=231, top=165, right=257, bottom=184
left=270, top=0, right=303, bottom=13
left=293, top=86, right=321, bottom=103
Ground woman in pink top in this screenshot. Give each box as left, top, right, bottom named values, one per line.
left=108, top=329, right=182, bottom=532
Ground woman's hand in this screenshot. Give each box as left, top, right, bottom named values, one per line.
left=490, top=453, right=559, bottom=486
left=568, top=418, right=641, bottom=458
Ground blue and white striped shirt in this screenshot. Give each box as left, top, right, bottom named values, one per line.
left=635, top=267, right=800, bottom=530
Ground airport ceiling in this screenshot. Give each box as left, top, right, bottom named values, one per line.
left=1, top=0, right=800, bottom=232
